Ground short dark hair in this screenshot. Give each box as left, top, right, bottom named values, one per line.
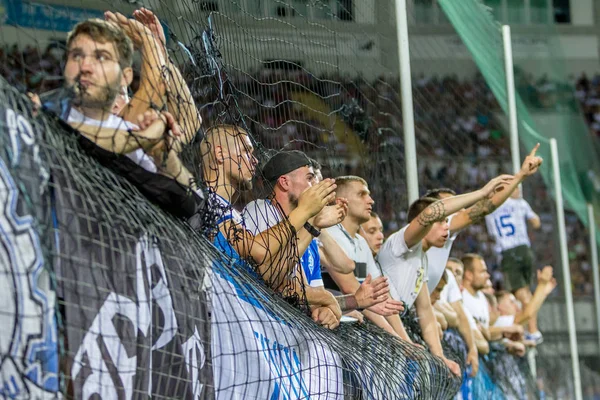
left=370, top=211, right=380, bottom=219
left=461, top=253, right=484, bottom=273
left=424, top=188, right=456, bottom=199
left=67, top=18, right=134, bottom=69
left=407, top=197, right=437, bottom=223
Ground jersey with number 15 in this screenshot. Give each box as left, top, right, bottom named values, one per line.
left=485, top=197, right=536, bottom=251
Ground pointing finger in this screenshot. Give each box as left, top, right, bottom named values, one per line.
left=529, top=142, right=540, bottom=157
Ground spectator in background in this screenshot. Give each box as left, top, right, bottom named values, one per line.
left=445, top=258, right=490, bottom=358
left=461, top=254, right=525, bottom=352
left=485, top=184, right=543, bottom=343
left=360, top=211, right=385, bottom=257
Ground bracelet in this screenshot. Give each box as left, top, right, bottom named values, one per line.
left=304, top=222, right=321, bottom=237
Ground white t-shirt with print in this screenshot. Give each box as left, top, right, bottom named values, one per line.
left=485, top=197, right=536, bottom=251
left=377, top=225, right=428, bottom=309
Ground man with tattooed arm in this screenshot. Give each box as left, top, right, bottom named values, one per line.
left=377, top=175, right=513, bottom=376
left=421, top=144, right=543, bottom=373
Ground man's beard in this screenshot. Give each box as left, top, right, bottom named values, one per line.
left=69, top=75, right=120, bottom=111
left=288, top=193, right=299, bottom=209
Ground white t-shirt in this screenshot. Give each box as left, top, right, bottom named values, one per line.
left=242, top=199, right=283, bottom=234
left=67, top=108, right=157, bottom=173
left=327, top=224, right=399, bottom=298
left=439, top=271, right=462, bottom=304
left=463, top=305, right=479, bottom=330
left=485, top=197, right=536, bottom=251
left=242, top=199, right=324, bottom=288
left=426, top=214, right=459, bottom=293
left=377, top=225, right=428, bottom=309
left=462, top=289, right=490, bottom=328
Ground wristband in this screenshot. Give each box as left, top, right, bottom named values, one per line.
left=304, top=222, right=321, bottom=237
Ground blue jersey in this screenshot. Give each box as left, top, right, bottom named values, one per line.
left=300, top=240, right=323, bottom=287
left=207, top=192, right=256, bottom=277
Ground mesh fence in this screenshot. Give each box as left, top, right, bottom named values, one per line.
left=0, top=0, right=595, bottom=398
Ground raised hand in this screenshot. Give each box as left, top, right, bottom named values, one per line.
left=133, top=8, right=167, bottom=54
left=537, top=265, right=554, bottom=284
left=355, top=274, right=389, bottom=309
left=520, top=143, right=543, bottom=177
left=481, top=174, right=514, bottom=198
left=104, top=11, right=155, bottom=50
left=134, top=110, right=182, bottom=138
left=544, top=278, right=558, bottom=296
left=367, top=296, right=405, bottom=316
left=297, top=179, right=337, bottom=219
left=313, top=199, right=347, bottom=229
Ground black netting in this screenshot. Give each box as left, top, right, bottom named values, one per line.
left=0, top=0, right=575, bottom=398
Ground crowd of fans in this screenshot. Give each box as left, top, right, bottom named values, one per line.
left=0, top=11, right=596, bottom=398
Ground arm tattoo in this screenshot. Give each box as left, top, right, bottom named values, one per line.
left=467, top=198, right=497, bottom=223
left=336, top=294, right=359, bottom=311
left=417, top=201, right=446, bottom=227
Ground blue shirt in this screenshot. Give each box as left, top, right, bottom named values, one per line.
left=207, top=192, right=256, bottom=277
left=300, top=240, right=323, bottom=287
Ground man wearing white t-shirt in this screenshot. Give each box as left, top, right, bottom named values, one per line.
left=461, top=254, right=524, bottom=344
left=326, top=177, right=406, bottom=337
left=242, top=151, right=390, bottom=316
left=486, top=186, right=542, bottom=341
left=442, top=259, right=490, bottom=357
left=425, top=144, right=543, bottom=294
left=36, top=18, right=197, bottom=189
left=377, top=177, right=511, bottom=376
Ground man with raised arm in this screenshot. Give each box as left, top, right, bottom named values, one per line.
left=485, top=184, right=543, bottom=343
left=424, top=144, right=543, bottom=293
left=242, top=151, right=389, bottom=321
left=199, top=126, right=340, bottom=329
left=377, top=176, right=512, bottom=376
left=108, top=8, right=202, bottom=143
left=35, top=18, right=181, bottom=173
left=309, top=160, right=356, bottom=277
left=496, top=266, right=556, bottom=327
left=325, top=177, right=405, bottom=337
